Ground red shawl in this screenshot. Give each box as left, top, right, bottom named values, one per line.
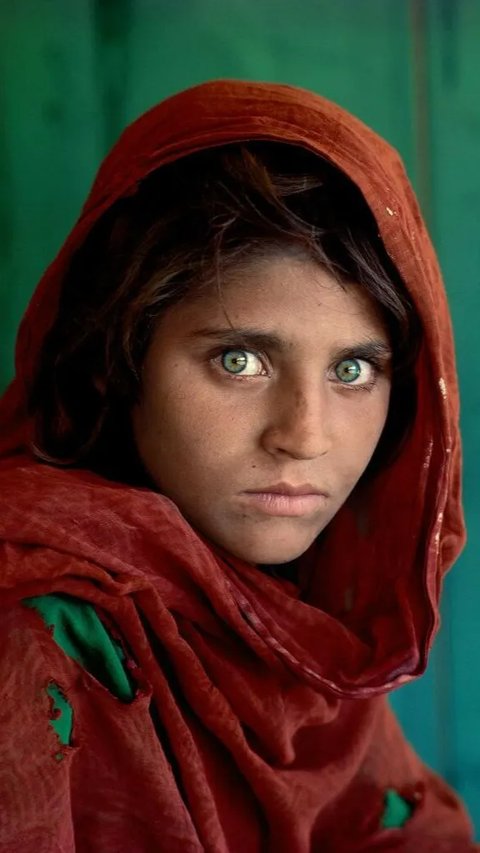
left=0, top=79, right=476, bottom=851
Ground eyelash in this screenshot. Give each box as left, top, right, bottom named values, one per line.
left=210, top=346, right=385, bottom=392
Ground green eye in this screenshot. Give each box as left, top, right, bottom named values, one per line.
left=335, top=358, right=362, bottom=383
left=218, top=348, right=267, bottom=378
left=222, top=350, right=250, bottom=374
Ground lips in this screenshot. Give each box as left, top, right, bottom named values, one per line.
left=239, top=489, right=327, bottom=517
left=244, top=482, right=327, bottom=497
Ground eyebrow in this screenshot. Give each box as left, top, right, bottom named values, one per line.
left=187, top=326, right=393, bottom=361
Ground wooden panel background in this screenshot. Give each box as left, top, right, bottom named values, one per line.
left=0, top=0, right=479, bottom=832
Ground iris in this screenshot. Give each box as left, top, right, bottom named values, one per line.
left=222, top=350, right=251, bottom=374
left=335, top=359, right=361, bottom=383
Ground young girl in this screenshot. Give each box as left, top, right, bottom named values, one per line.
left=0, top=79, right=476, bottom=851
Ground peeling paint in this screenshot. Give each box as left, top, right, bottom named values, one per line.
left=439, top=377, right=447, bottom=398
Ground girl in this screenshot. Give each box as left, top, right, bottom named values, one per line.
left=0, top=79, right=476, bottom=851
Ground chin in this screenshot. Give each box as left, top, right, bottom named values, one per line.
left=228, top=538, right=314, bottom=567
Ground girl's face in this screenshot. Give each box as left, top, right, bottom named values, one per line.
left=132, top=253, right=392, bottom=565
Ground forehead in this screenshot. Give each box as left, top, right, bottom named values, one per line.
left=167, top=253, right=389, bottom=345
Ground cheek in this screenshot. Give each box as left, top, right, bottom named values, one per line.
left=362, top=396, right=391, bottom=466
left=363, top=398, right=390, bottom=443
left=366, top=394, right=391, bottom=446
left=163, top=363, right=256, bottom=436
left=137, top=373, right=246, bottom=470
left=336, top=392, right=390, bottom=467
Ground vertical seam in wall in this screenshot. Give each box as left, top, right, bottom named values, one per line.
left=408, top=0, right=434, bottom=229
left=409, top=0, right=458, bottom=790
left=92, top=0, right=134, bottom=155
left=0, top=21, right=17, bottom=390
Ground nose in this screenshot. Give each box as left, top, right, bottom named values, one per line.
left=260, top=383, right=333, bottom=460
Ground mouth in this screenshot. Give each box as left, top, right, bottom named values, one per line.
left=244, top=481, right=328, bottom=497
left=239, top=490, right=328, bottom=517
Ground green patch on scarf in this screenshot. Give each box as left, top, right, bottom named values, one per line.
left=46, top=682, right=73, bottom=753
left=24, top=594, right=135, bottom=702
left=381, top=788, right=414, bottom=829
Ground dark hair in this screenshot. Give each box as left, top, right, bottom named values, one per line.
left=28, top=142, right=421, bottom=485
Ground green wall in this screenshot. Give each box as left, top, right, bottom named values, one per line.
left=1, top=0, right=479, bottom=832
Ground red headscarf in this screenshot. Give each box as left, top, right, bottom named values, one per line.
left=0, top=80, right=475, bottom=851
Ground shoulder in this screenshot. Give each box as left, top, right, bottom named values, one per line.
left=1, top=593, right=136, bottom=701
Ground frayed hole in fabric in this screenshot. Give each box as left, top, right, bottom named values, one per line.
left=46, top=682, right=73, bottom=750
left=380, top=788, right=415, bottom=829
